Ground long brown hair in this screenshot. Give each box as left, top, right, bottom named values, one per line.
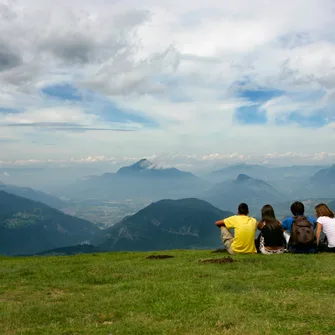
left=261, top=204, right=281, bottom=230
left=315, top=203, right=334, bottom=218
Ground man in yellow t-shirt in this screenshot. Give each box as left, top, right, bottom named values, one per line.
left=215, top=203, right=257, bottom=254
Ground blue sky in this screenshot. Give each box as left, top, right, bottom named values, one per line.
left=0, top=0, right=335, bottom=169
left=41, top=84, right=83, bottom=102
left=41, top=83, right=158, bottom=127
left=234, top=88, right=332, bottom=127
left=0, top=108, right=21, bottom=114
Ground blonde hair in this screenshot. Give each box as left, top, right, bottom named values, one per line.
left=315, top=203, right=334, bottom=219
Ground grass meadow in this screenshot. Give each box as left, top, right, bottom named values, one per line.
left=1, top=250, right=335, bottom=335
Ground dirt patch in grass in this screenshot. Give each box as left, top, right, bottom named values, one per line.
left=46, top=289, right=69, bottom=300
left=200, top=257, right=234, bottom=264
left=216, top=321, right=235, bottom=330
left=147, top=255, right=175, bottom=260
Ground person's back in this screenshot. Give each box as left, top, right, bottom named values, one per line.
left=315, top=203, right=335, bottom=252
left=282, top=201, right=317, bottom=253
left=216, top=203, right=257, bottom=254
left=257, top=204, right=285, bottom=254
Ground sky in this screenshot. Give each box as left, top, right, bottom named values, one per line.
left=1, top=0, right=335, bottom=171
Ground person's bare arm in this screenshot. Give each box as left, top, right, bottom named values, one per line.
left=215, top=219, right=225, bottom=227
left=316, top=222, right=322, bottom=245
left=257, top=221, right=265, bottom=230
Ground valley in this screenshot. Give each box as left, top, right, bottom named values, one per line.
left=1, top=159, right=335, bottom=256
left=2, top=4, right=334, bottom=333
left=61, top=198, right=150, bottom=228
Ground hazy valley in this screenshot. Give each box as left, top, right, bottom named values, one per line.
left=1, top=159, right=335, bottom=256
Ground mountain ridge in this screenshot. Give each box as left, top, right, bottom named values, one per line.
left=0, top=191, right=103, bottom=255
left=62, top=159, right=210, bottom=201
left=202, top=174, right=285, bottom=212
left=310, top=165, right=335, bottom=185
left=0, top=183, right=67, bottom=209
left=117, top=158, right=153, bottom=174
left=101, top=198, right=233, bottom=252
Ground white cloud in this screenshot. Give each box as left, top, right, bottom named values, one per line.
left=0, top=0, right=335, bottom=166
left=1, top=152, right=335, bottom=175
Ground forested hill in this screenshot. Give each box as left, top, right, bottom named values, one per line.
left=0, top=191, right=103, bottom=255
left=101, top=198, right=233, bottom=251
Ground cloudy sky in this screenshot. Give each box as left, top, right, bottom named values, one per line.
left=1, top=0, right=335, bottom=170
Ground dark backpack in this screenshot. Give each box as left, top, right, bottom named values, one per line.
left=290, top=216, right=315, bottom=246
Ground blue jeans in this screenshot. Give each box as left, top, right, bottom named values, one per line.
left=290, top=245, right=317, bottom=254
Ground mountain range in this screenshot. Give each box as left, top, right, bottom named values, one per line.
left=310, top=165, right=335, bottom=185
left=2, top=188, right=334, bottom=256
left=297, top=165, right=335, bottom=198
left=201, top=174, right=286, bottom=213
left=1, top=159, right=334, bottom=256
left=207, top=164, right=324, bottom=183
left=0, top=182, right=66, bottom=209
left=0, top=191, right=103, bottom=255
left=329, top=199, right=335, bottom=210
left=101, top=198, right=233, bottom=252
left=61, top=159, right=209, bottom=201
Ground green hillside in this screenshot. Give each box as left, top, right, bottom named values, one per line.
left=0, top=191, right=103, bottom=255
left=101, top=198, right=233, bottom=251
left=0, top=183, right=67, bottom=209
left=1, top=251, right=335, bottom=335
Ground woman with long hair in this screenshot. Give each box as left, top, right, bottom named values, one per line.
left=315, top=203, right=335, bottom=253
left=256, top=204, right=286, bottom=254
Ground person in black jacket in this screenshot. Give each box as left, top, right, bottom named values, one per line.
left=256, top=204, right=286, bottom=254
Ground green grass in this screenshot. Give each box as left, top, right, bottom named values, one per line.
left=1, top=250, right=335, bottom=335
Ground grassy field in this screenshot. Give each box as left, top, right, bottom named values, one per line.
left=1, top=250, right=335, bottom=335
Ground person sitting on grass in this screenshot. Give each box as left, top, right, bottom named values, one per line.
left=315, top=203, right=335, bottom=253
left=282, top=201, right=317, bottom=254
left=282, top=201, right=316, bottom=253
left=215, top=203, right=257, bottom=254
left=256, top=204, right=286, bottom=254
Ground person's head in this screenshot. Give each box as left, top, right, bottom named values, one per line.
left=290, top=201, right=305, bottom=216
left=260, top=204, right=280, bottom=229
left=315, top=203, right=334, bottom=218
left=238, top=203, right=249, bottom=215
left=261, top=204, right=276, bottom=221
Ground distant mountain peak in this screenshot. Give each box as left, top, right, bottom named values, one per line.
left=236, top=174, right=253, bottom=182
left=117, top=158, right=153, bottom=174
left=136, top=158, right=152, bottom=168
left=202, top=171, right=285, bottom=212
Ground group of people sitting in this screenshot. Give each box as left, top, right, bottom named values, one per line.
left=215, top=201, right=335, bottom=254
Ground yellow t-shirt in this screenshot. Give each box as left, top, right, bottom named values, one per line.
left=224, top=215, right=257, bottom=254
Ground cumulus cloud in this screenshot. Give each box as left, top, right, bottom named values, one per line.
left=1, top=152, right=335, bottom=173
left=0, top=0, right=335, bottom=166
left=0, top=41, right=21, bottom=71
left=82, top=45, right=181, bottom=95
